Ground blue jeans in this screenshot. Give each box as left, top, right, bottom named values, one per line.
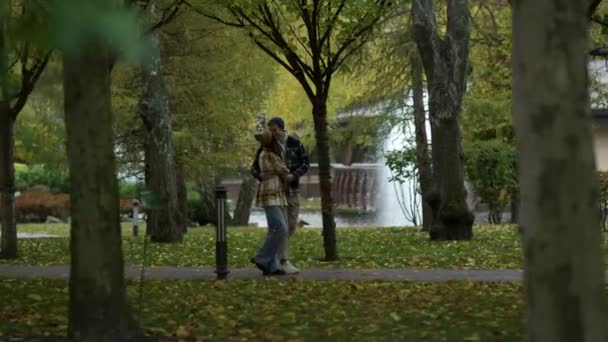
left=254, top=206, right=287, bottom=273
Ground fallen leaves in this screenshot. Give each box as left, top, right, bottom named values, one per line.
left=4, top=225, right=531, bottom=269
left=0, top=278, right=529, bottom=340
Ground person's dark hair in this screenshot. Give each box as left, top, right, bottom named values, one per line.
left=263, top=135, right=283, bottom=158
left=267, top=117, right=285, bottom=130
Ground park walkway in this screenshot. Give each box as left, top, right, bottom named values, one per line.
left=0, top=265, right=528, bottom=282
left=5, top=265, right=608, bottom=282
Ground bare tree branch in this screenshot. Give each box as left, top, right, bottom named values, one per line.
left=589, top=0, right=603, bottom=18
left=412, top=0, right=441, bottom=81
left=145, top=0, right=187, bottom=35
left=318, top=0, right=347, bottom=47
left=183, top=1, right=244, bottom=27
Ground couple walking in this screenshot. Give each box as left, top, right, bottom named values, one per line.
left=250, top=117, right=309, bottom=276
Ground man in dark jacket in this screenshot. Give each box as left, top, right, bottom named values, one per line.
left=251, top=117, right=309, bottom=274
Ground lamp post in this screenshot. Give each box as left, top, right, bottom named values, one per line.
left=215, top=186, right=229, bottom=280
left=132, top=199, right=140, bottom=237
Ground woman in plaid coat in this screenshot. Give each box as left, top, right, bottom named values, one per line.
left=250, top=129, right=294, bottom=275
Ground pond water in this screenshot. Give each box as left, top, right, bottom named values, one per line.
left=247, top=209, right=509, bottom=228
left=248, top=209, right=396, bottom=228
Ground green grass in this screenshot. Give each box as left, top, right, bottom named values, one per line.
left=4, top=224, right=528, bottom=269
left=0, top=278, right=526, bottom=340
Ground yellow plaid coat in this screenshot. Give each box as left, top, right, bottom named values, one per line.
left=256, top=150, right=290, bottom=207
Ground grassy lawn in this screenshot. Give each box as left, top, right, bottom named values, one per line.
left=3, top=224, right=529, bottom=269
left=0, top=278, right=526, bottom=340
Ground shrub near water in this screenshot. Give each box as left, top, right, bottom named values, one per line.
left=16, top=192, right=70, bottom=223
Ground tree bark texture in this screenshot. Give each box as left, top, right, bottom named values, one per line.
left=196, top=180, right=231, bottom=227
left=139, top=3, right=182, bottom=243
left=232, top=174, right=257, bottom=226
left=413, top=0, right=474, bottom=240
left=63, top=36, right=141, bottom=340
left=411, top=53, right=433, bottom=232
left=513, top=0, right=606, bottom=340
left=0, top=105, right=17, bottom=258
left=313, top=98, right=338, bottom=261
left=0, top=11, right=17, bottom=259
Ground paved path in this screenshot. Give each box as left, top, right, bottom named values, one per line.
left=0, top=265, right=529, bottom=282
left=1, top=266, right=604, bottom=282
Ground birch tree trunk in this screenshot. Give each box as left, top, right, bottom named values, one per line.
left=513, top=0, right=606, bottom=340
left=411, top=53, right=433, bottom=231
left=139, top=2, right=182, bottom=243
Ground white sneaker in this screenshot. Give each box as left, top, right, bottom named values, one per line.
left=281, top=260, right=300, bottom=274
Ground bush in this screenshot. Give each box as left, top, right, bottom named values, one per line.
left=16, top=192, right=70, bottom=223
left=119, top=181, right=145, bottom=198
left=15, top=189, right=140, bottom=223
left=464, top=140, right=518, bottom=224
left=15, top=164, right=69, bottom=193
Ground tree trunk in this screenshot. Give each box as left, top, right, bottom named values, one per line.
left=197, top=179, right=231, bottom=226
left=63, top=36, right=141, bottom=340
left=413, top=0, right=474, bottom=241
left=0, top=105, right=17, bottom=259
left=176, top=162, right=188, bottom=233
left=139, top=3, right=182, bottom=243
left=510, top=190, right=519, bottom=224
left=513, top=1, right=606, bottom=340
left=426, top=102, right=474, bottom=240
left=232, top=175, right=257, bottom=226
left=312, top=97, right=338, bottom=261
left=0, top=4, right=17, bottom=259
left=411, top=54, right=433, bottom=232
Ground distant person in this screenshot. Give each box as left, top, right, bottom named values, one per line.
left=252, top=117, right=309, bottom=274
left=250, top=129, right=292, bottom=276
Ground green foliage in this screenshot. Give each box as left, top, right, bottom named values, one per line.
left=14, top=105, right=66, bottom=168
left=266, top=70, right=374, bottom=152
left=8, top=225, right=527, bottom=269
left=331, top=116, right=385, bottom=152
left=0, top=278, right=525, bottom=340
left=462, top=2, right=513, bottom=144
left=14, top=164, right=68, bottom=193
left=112, top=4, right=277, bottom=182
left=385, top=146, right=419, bottom=184
left=464, top=140, right=518, bottom=218
left=118, top=181, right=145, bottom=198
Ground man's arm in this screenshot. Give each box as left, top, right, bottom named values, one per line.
left=291, top=141, right=310, bottom=178
left=250, top=147, right=263, bottom=180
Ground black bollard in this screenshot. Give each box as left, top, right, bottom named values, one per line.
left=215, top=186, right=229, bottom=280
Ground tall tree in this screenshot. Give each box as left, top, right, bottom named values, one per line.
left=513, top=0, right=606, bottom=340
left=412, top=0, right=474, bottom=240
left=0, top=0, right=51, bottom=258
left=139, top=1, right=183, bottom=243
left=199, top=0, right=393, bottom=260
left=52, top=0, right=143, bottom=337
